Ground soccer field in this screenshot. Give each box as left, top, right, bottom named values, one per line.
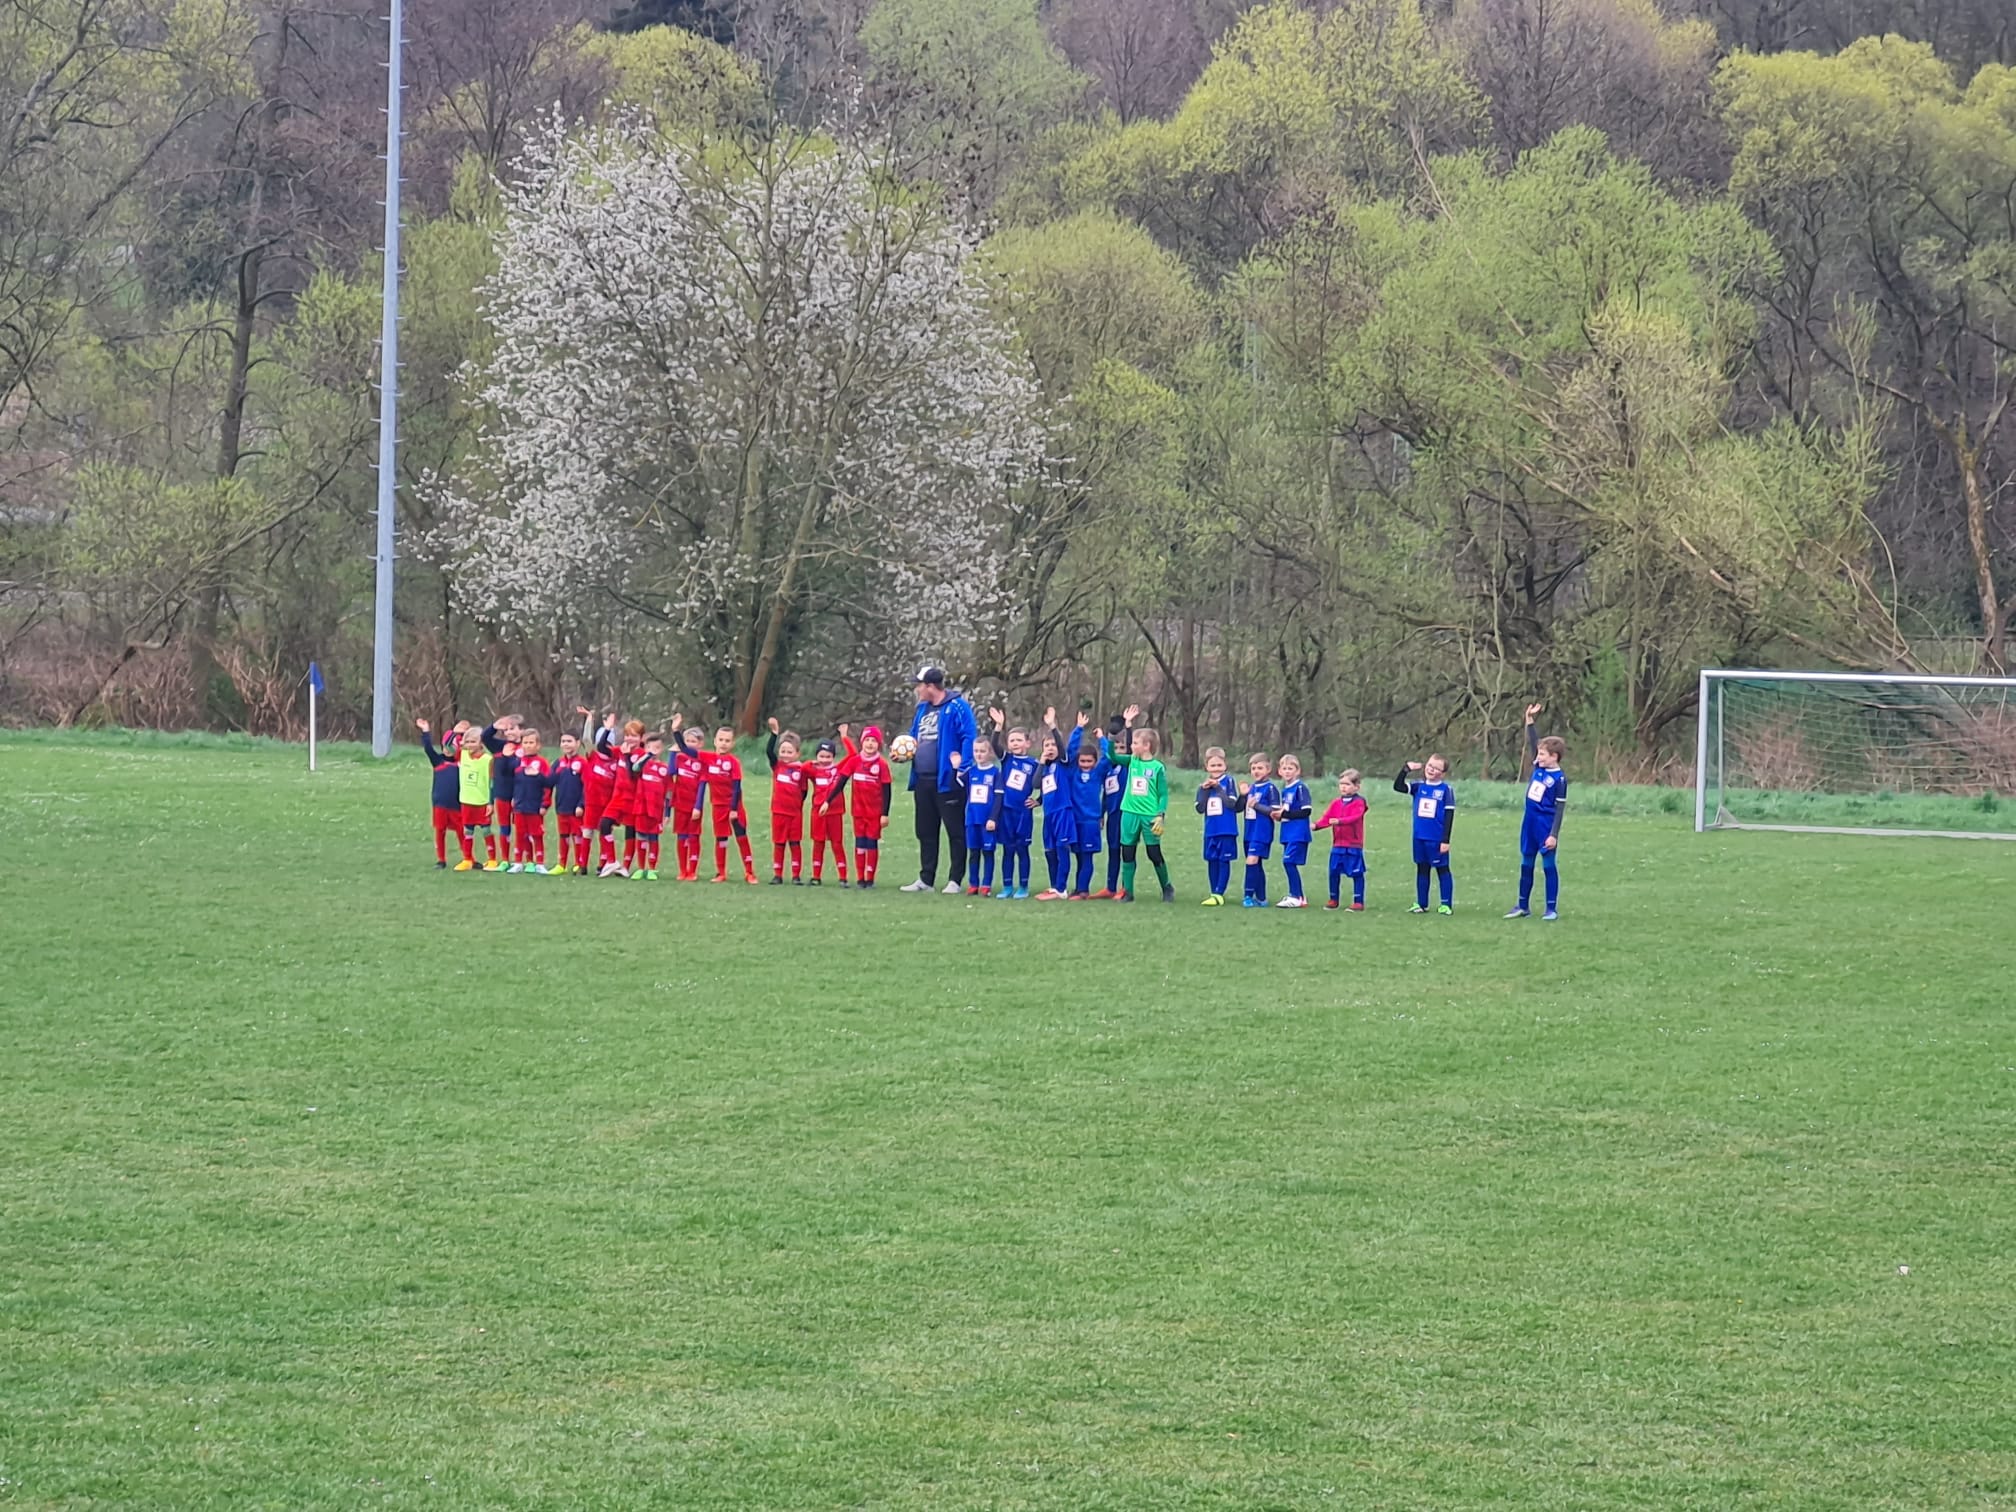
left=2, top=732, right=2013, bottom=1510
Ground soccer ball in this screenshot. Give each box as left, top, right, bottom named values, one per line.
left=890, top=734, right=918, bottom=762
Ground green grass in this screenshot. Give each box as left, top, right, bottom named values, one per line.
left=3, top=732, right=2014, bottom=1510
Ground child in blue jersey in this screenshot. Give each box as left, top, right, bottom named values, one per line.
left=958, top=736, right=1005, bottom=896
left=988, top=707, right=1040, bottom=900
left=1395, top=753, right=1456, bottom=914
left=1240, top=753, right=1279, bottom=907
left=1271, top=754, right=1313, bottom=908
left=1063, top=722, right=1111, bottom=899
left=1507, top=702, right=1567, bottom=920
left=1195, top=747, right=1240, bottom=905
left=1034, top=721, right=1077, bottom=899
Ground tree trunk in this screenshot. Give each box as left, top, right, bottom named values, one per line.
left=1953, top=408, right=2008, bottom=673
left=1179, top=609, right=1200, bottom=763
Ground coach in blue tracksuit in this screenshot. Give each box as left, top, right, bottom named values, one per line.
left=900, top=665, right=977, bottom=894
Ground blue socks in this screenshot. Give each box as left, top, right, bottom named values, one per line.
left=1284, top=862, right=1302, bottom=900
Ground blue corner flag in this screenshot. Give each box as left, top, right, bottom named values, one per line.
left=309, top=661, right=325, bottom=695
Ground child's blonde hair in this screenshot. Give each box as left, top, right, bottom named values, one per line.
left=1340, top=767, right=1360, bottom=784
left=1277, top=752, right=1299, bottom=769
left=1539, top=735, right=1566, bottom=759
left=1204, top=746, right=1226, bottom=763
left=1246, top=751, right=1270, bottom=768
left=1133, top=728, right=1159, bottom=755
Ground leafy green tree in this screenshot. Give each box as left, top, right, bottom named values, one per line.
left=1721, top=39, right=2016, bottom=669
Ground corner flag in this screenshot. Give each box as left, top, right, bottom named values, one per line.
left=308, top=662, right=324, bottom=772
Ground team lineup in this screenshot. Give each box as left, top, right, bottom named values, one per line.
left=414, top=665, right=1571, bottom=916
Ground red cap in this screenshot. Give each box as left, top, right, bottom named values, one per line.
left=863, top=725, right=883, bottom=743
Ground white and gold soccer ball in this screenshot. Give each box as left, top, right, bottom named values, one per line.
left=890, top=733, right=919, bottom=762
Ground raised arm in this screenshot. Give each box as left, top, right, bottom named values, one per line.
left=1394, top=763, right=1418, bottom=795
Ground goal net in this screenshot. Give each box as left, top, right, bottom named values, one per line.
left=1696, top=670, right=2016, bottom=839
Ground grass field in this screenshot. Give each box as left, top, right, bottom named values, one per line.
left=3, top=730, right=2014, bottom=1510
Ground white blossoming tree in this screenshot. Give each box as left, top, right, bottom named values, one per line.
left=430, top=119, right=1051, bottom=726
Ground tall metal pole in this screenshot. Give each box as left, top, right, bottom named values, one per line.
left=370, top=0, right=405, bottom=758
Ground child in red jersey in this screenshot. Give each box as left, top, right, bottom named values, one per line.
left=577, top=710, right=622, bottom=875
left=764, top=718, right=809, bottom=884
left=670, top=722, right=709, bottom=881
left=415, top=718, right=476, bottom=868
left=803, top=738, right=851, bottom=884
left=550, top=730, right=588, bottom=874
left=838, top=723, right=894, bottom=888
left=702, top=725, right=759, bottom=884
left=627, top=733, right=672, bottom=879
left=597, top=719, right=647, bottom=877
left=1313, top=768, right=1369, bottom=910
left=508, top=729, right=557, bottom=872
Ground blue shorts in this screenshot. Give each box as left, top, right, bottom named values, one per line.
left=1042, top=811, right=1077, bottom=850
left=1203, top=833, right=1239, bottom=862
left=966, top=820, right=998, bottom=853
left=1000, top=811, right=1034, bottom=846
left=1244, top=836, right=1273, bottom=860
left=1281, top=840, right=1309, bottom=866
left=1329, top=846, right=1366, bottom=877
left=1412, top=836, right=1449, bottom=867
left=1520, top=817, right=1557, bottom=859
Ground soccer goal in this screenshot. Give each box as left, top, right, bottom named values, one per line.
left=1696, top=669, right=2016, bottom=839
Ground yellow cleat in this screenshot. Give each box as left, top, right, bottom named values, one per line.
left=452, top=859, right=477, bottom=872
left=483, top=860, right=503, bottom=871
left=550, top=863, right=570, bottom=875
left=1201, top=894, right=1222, bottom=906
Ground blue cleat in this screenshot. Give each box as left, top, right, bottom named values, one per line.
left=1543, top=909, right=1558, bottom=921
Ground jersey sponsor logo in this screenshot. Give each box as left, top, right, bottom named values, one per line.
left=1007, top=768, right=1027, bottom=790
left=1416, top=795, right=1439, bottom=819
left=1129, top=773, right=1149, bottom=797
left=1527, top=778, right=1547, bottom=802
left=1103, top=774, right=1120, bottom=795
left=1207, top=796, right=1224, bottom=816
left=1041, top=773, right=1057, bottom=794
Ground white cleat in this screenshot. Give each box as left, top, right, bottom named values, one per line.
left=1276, top=896, right=1307, bottom=908
left=598, top=862, right=620, bottom=878
left=530, top=864, right=548, bottom=875
left=506, top=863, right=523, bottom=874
left=942, top=880, right=964, bottom=894
left=899, top=879, right=933, bottom=893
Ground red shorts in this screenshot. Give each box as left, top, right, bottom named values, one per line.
left=709, top=805, right=745, bottom=831
left=771, top=808, right=805, bottom=840
left=557, top=813, right=581, bottom=838
left=460, top=803, right=490, bottom=828
left=673, top=807, right=704, bottom=836
left=492, top=800, right=513, bottom=826
left=583, top=798, right=608, bottom=829
left=851, top=811, right=884, bottom=841
left=433, top=805, right=460, bottom=833
left=515, top=812, right=545, bottom=839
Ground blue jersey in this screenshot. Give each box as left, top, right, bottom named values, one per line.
left=964, top=765, right=1004, bottom=828
left=1397, top=770, right=1456, bottom=843
left=1276, top=780, right=1313, bottom=845
left=1065, top=760, right=1109, bottom=830
left=999, top=751, right=1039, bottom=831
left=1525, top=765, right=1567, bottom=832
left=1038, top=760, right=1074, bottom=820
left=1196, top=774, right=1239, bottom=840
left=1244, top=779, right=1279, bottom=850
left=1066, top=727, right=1127, bottom=814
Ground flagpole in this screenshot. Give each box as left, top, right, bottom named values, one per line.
left=370, top=0, right=405, bottom=759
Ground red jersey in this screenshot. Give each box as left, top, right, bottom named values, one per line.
left=672, top=749, right=707, bottom=817
left=1316, top=794, right=1367, bottom=848
left=805, top=761, right=848, bottom=815
left=702, top=751, right=744, bottom=813
left=770, top=759, right=808, bottom=821
left=844, top=753, right=893, bottom=821
left=632, top=754, right=670, bottom=831
left=584, top=747, right=620, bottom=806
left=607, top=748, right=639, bottom=821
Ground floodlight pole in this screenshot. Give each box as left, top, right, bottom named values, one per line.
left=370, top=0, right=405, bottom=759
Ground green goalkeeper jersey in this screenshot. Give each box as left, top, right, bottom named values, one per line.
left=1119, top=756, right=1168, bottom=817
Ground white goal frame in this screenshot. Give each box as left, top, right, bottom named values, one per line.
left=1695, top=668, right=2016, bottom=840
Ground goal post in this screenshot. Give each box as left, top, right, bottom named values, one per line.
left=1696, top=668, right=2016, bottom=840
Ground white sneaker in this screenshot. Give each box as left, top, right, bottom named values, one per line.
left=506, top=863, right=523, bottom=874
left=530, top=864, right=548, bottom=875
left=942, top=880, right=964, bottom=894
left=598, top=862, right=619, bottom=878
left=898, top=879, right=933, bottom=893
left=613, top=866, right=630, bottom=878
left=1276, top=896, right=1307, bottom=908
